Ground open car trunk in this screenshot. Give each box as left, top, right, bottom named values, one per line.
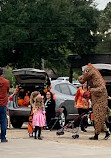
left=13, top=68, right=50, bottom=107
left=13, top=68, right=50, bottom=90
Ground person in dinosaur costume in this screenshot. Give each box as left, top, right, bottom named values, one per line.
left=78, top=63, right=110, bottom=140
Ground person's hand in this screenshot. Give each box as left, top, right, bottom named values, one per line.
left=108, top=96, right=111, bottom=100
left=82, top=98, right=86, bottom=102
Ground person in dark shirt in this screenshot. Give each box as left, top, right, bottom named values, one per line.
left=44, top=91, right=56, bottom=129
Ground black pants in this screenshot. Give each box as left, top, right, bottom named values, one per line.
left=35, top=126, right=41, bottom=138
left=46, top=113, right=55, bottom=128
left=78, top=108, right=88, bottom=131
left=0, top=106, right=7, bottom=141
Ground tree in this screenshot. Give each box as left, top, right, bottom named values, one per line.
left=0, top=0, right=72, bottom=69
left=3, top=66, right=16, bottom=87
left=67, top=0, right=100, bottom=54
left=95, top=2, right=111, bottom=54
left=0, top=0, right=100, bottom=75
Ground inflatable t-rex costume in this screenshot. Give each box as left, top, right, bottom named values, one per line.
left=78, top=63, right=110, bottom=140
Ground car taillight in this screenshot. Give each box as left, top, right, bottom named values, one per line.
left=9, top=94, right=13, bottom=101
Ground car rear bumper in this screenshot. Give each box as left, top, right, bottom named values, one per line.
left=9, top=108, right=31, bottom=117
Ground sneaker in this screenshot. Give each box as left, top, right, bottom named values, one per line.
left=38, top=137, right=42, bottom=140
left=46, top=126, right=49, bottom=130
left=104, top=132, right=110, bottom=140
left=44, top=126, right=50, bottom=131
left=89, top=136, right=98, bottom=140
left=29, top=133, right=33, bottom=137
left=1, top=139, right=8, bottom=142
left=34, top=137, right=37, bottom=139
left=81, top=129, right=87, bottom=132
left=33, top=132, right=35, bottom=137
left=72, top=134, right=79, bottom=139
left=56, top=131, right=64, bottom=136
left=44, top=126, right=49, bottom=130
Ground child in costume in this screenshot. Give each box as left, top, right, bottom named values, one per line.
left=28, top=91, right=40, bottom=137
left=75, top=82, right=90, bottom=132
left=24, top=92, right=30, bottom=106
left=33, top=95, right=45, bottom=140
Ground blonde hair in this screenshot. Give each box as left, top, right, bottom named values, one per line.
left=30, top=91, right=40, bottom=105
left=33, top=95, right=43, bottom=111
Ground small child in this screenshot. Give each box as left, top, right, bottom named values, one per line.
left=7, top=110, right=11, bottom=129
left=33, top=95, right=45, bottom=140
left=28, top=91, right=40, bottom=137
left=24, top=92, right=30, bottom=106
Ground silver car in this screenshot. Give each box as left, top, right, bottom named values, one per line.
left=51, top=80, right=78, bottom=126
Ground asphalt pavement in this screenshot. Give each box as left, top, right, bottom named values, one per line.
left=0, top=138, right=111, bottom=158
left=0, top=125, right=111, bottom=158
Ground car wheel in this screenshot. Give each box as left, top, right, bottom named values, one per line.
left=11, top=118, right=23, bottom=128
left=58, top=111, right=66, bottom=128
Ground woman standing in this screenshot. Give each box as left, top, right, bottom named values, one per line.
left=44, top=91, right=56, bottom=129
left=75, top=82, right=91, bottom=132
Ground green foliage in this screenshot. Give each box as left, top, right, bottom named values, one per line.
left=73, top=72, right=79, bottom=80
left=0, top=0, right=100, bottom=75
left=3, top=67, right=16, bottom=87
left=95, top=2, right=111, bottom=54
left=0, top=0, right=72, bottom=68
left=67, top=0, right=100, bottom=54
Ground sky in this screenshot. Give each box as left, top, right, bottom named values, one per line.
left=94, top=0, right=111, bottom=10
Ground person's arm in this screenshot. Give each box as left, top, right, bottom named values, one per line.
left=53, top=100, right=55, bottom=110
left=51, top=100, right=56, bottom=114
left=108, top=96, right=111, bottom=100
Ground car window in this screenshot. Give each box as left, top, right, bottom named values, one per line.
left=59, top=83, right=70, bottom=95
left=57, top=78, right=63, bottom=80
left=68, top=84, right=77, bottom=96
left=55, top=84, right=61, bottom=92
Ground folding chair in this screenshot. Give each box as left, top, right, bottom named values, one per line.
left=49, top=108, right=64, bottom=131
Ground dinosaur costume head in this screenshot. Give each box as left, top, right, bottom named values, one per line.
left=78, top=63, right=105, bottom=86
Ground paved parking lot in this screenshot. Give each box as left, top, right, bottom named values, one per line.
left=0, top=125, right=111, bottom=158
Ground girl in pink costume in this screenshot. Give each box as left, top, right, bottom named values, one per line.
left=33, top=95, right=45, bottom=140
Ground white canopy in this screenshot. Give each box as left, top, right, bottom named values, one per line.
left=82, top=63, right=111, bottom=71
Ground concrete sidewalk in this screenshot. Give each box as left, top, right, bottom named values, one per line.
left=0, top=138, right=111, bottom=158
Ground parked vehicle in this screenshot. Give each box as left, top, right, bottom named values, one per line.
left=73, top=80, right=82, bottom=88
left=8, top=68, right=50, bottom=128
left=56, top=77, right=82, bottom=88
left=56, top=77, right=69, bottom=82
